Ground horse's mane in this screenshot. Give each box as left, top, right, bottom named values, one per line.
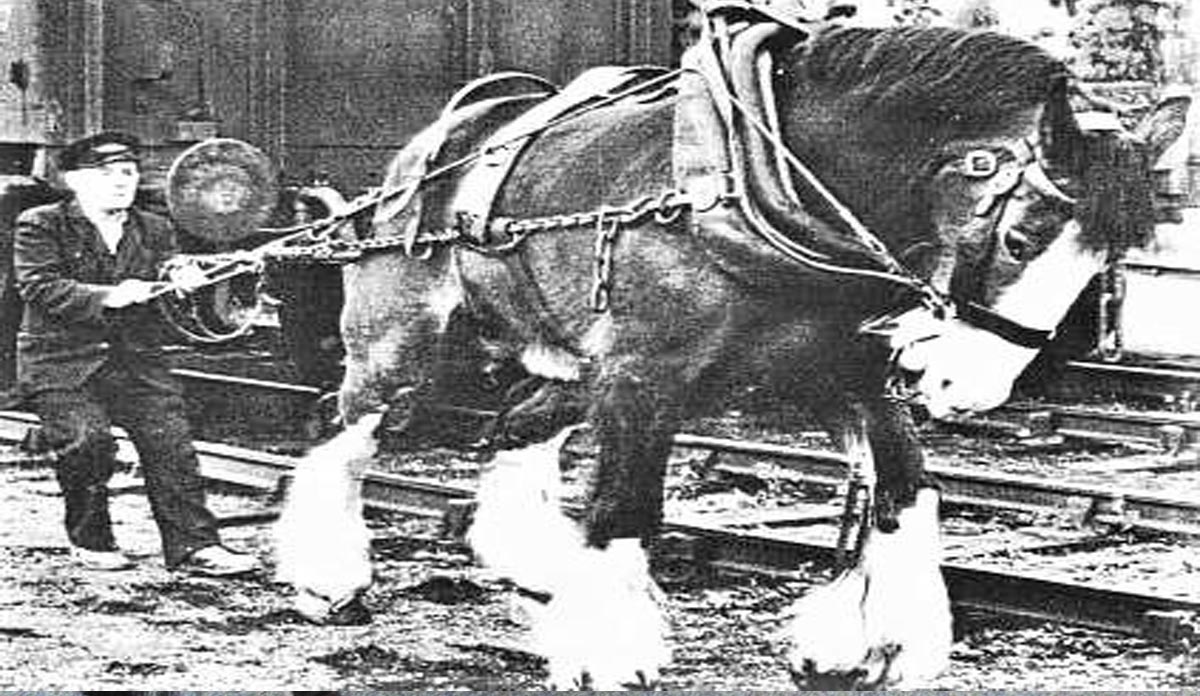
left=788, top=25, right=1153, bottom=252
left=797, top=25, right=1070, bottom=125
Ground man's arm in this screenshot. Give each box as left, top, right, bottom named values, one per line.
left=13, top=210, right=110, bottom=322
left=14, top=209, right=157, bottom=319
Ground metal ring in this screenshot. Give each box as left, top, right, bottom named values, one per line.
left=961, top=149, right=1000, bottom=178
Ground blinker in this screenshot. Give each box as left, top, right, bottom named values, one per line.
left=972, top=166, right=1021, bottom=217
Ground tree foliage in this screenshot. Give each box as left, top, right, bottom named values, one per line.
left=1069, top=0, right=1183, bottom=82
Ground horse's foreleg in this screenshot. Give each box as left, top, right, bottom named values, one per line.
left=274, top=411, right=384, bottom=624
left=544, top=374, right=673, bottom=690
left=787, top=399, right=951, bottom=689
left=467, top=374, right=673, bottom=690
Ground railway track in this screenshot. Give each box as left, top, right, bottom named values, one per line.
left=172, top=360, right=1200, bottom=453
left=1047, top=359, right=1200, bottom=407
left=1, top=405, right=1198, bottom=641
left=171, top=366, right=1200, bottom=535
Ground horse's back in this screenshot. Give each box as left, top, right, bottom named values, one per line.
left=497, top=91, right=676, bottom=217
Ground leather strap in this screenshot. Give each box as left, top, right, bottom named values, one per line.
left=955, top=300, right=1055, bottom=350
left=451, top=66, right=674, bottom=245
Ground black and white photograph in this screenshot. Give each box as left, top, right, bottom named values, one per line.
left=1, top=0, right=1199, bottom=690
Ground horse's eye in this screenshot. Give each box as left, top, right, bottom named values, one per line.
left=1003, top=227, right=1034, bottom=262
left=961, top=149, right=999, bottom=178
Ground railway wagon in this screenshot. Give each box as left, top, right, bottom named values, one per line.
left=0, top=0, right=682, bottom=389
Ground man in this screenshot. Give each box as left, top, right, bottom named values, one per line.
left=13, top=131, right=260, bottom=576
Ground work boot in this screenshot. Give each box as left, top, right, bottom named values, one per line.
left=63, top=484, right=117, bottom=551
left=71, top=546, right=135, bottom=571
left=174, top=544, right=260, bottom=577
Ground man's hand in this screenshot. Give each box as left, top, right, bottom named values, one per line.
left=166, top=262, right=210, bottom=293
left=101, top=279, right=163, bottom=308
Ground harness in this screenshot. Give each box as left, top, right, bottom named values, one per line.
left=151, top=0, right=1085, bottom=388
left=149, top=0, right=1084, bottom=566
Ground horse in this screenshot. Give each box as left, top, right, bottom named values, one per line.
left=274, top=7, right=1186, bottom=690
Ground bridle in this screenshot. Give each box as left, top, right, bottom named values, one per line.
left=948, top=137, right=1080, bottom=351
left=687, top=2, right=1091, bottom=361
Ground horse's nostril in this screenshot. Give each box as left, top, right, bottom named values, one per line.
left=940, top=378, right=952, bottom=389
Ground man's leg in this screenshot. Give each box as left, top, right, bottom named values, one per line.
left=29, top=388, right=119, bottom=551
left=108, top=379, right=220, bottom=567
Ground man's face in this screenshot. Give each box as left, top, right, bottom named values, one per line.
left=63, top=160, right=140, bottom=212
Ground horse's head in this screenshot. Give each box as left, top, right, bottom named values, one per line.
left=778, top=26, right=1188, bottom=416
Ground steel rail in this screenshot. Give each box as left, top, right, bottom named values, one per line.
left=140, top=369, right=1200, bottom=534
left=657, top=515, right=1200, bottom=636
left=0, top=410, right=474, bottom=518
left=674, top=433, right=1200, bottom=535
left=1049, top=359, right=1200, bottom=404
left=146, top=368, right=1200, bottom=533
left=0, top=410, right=1195, bottom=637
left=941, top=399, right=1200, bottom=453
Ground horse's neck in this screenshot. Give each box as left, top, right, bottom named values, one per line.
left=678, top=28, right=926, bottom=288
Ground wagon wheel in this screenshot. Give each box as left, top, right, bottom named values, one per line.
left=159, top=138, right=280, bottom=343
left=166, top=138, right=279, bottom=245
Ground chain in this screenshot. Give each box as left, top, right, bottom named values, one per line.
left=591, top=215, right=621, bottom=312
left=264, top=188, right=699, bottom=279
left=265, top=227, right=464, bottom=265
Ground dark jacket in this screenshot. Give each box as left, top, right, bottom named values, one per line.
left=13, top=197, right=180, bottom=395
left=0, top=179, right=61, bottom=395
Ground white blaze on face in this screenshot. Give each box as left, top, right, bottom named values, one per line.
left=901, top=221, right=1105, bottom=416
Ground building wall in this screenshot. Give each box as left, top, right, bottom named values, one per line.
left=281, top=0, right=672, bottom=191
left=0, top=0, right=679, bottom=189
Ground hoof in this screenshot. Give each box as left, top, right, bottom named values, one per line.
left=787, top=644, right=901, bottom=690
left=786, top=489, right=950, bottom=689
left=787, top=661, right=863, bottom=690
left=293, top=589, right=372, bottom=626
left=533, top=542, right=670, bottom=692
left=547, top=667, right=656, bottom=691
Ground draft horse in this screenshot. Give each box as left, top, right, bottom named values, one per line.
left=275, top=7, right=1185, bottom=689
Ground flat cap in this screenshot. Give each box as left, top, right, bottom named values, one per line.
left=57, top=131, right=141, bottom=171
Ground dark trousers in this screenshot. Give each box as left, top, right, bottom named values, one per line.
left=29, top=360, right=219, bottom=565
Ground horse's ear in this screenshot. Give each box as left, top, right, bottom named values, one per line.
left=1130, top=88, right=1191, bottom=164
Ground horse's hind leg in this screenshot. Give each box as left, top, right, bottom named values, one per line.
left=277, top=256, right=461, bottom=623
left=274, top=411, right=384, bottom=624
left=338, top=256, right=465, bottom=439
left=787, top=397, right=951, bottom=689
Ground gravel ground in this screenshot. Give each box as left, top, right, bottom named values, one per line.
left=3, top=343, right=1198, bottom=689
left=2, top=449, right=1200, bottom=691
